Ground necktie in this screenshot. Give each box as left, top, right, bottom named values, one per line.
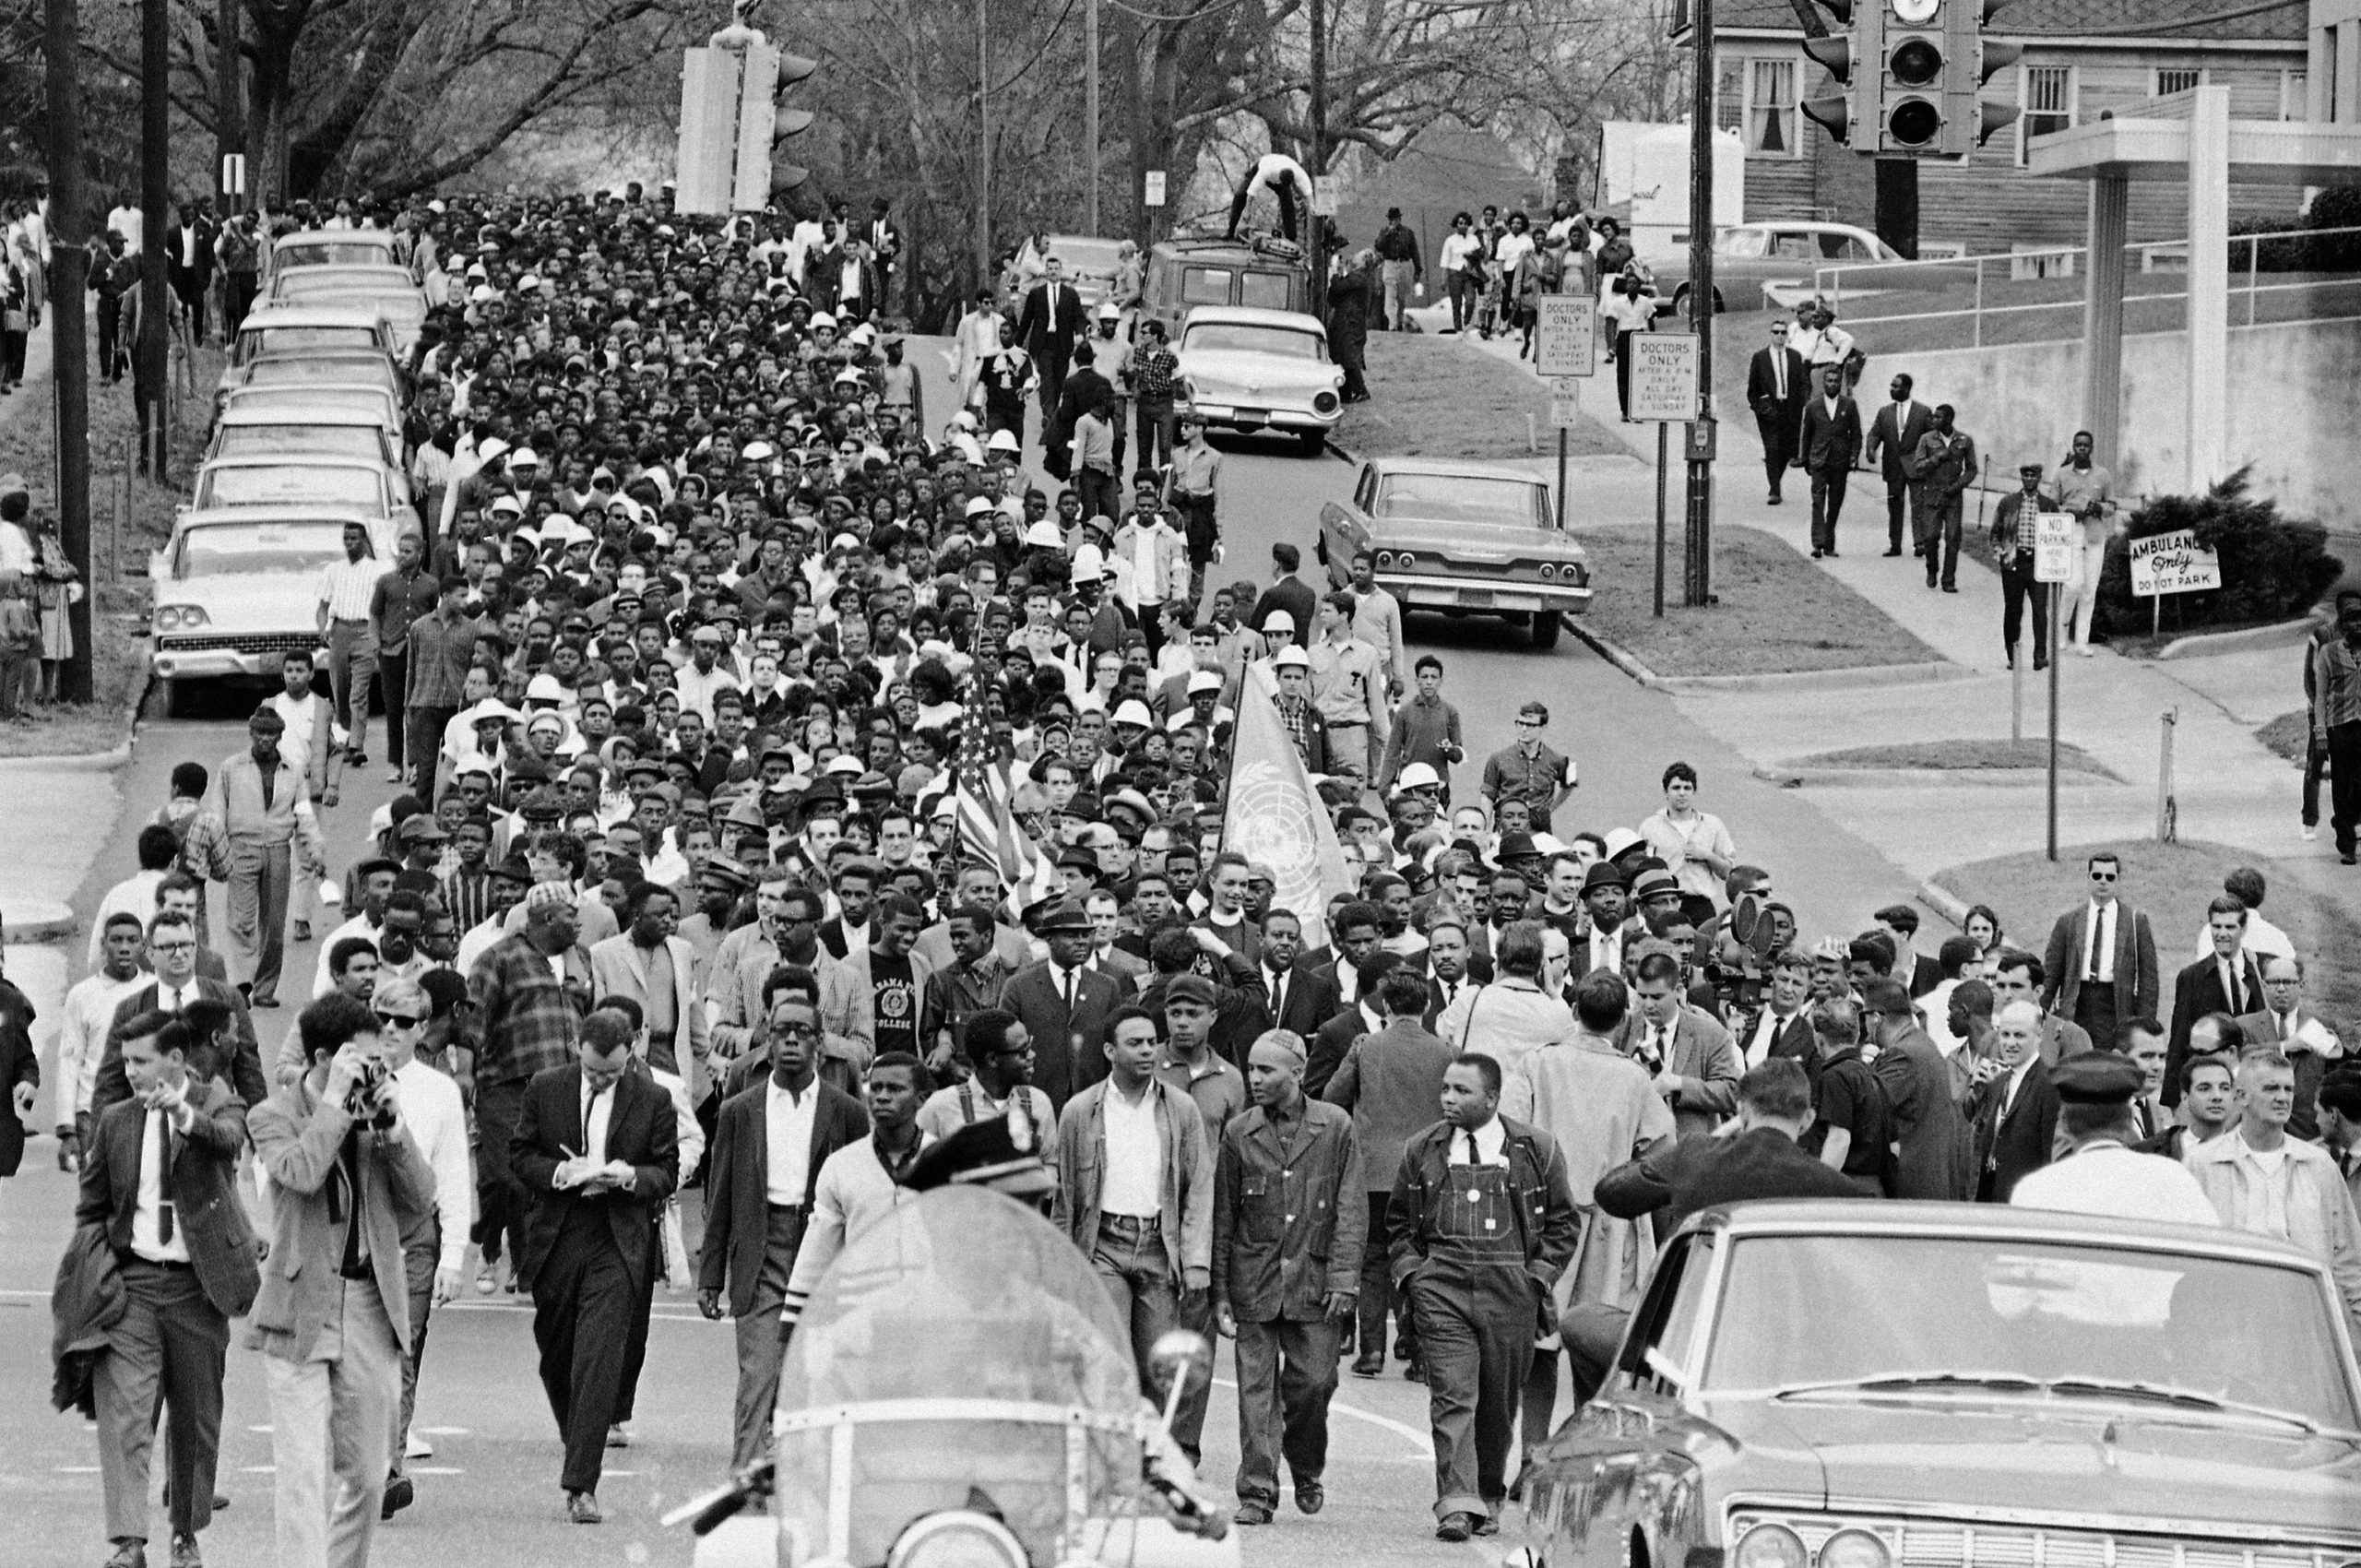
left=148, top=1111, right=175, bottom=1243
left=1774, top=351, right=1786, bottom=400
left=1461, top=1131, right=1478, bottom=1165
left=2087, top=906, right=2108, bottom=981
left=2223, top=962, right=2241, bottom=1016
left=1062, top=971, right=1077, bottom=1019
left=1272, top=972, right=1287, bottom=1020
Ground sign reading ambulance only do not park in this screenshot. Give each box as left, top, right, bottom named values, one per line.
left=2129, top=529, right=2224, bottom=598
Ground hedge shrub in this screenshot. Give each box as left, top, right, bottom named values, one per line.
left=2094, top=466, right=2343, bottom=635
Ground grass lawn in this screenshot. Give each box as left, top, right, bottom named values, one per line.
left=1790, top=737, right=2118, bottom=778
left=1570, top=522, right=1945, bottom=678
left=1931, top=837, right=2361, bottom=1027
left=2257, top=710, right=2309, bottom=766
left=0, top=339, right=223, bottom=756
left=1336, top=331, right=1626, bottom=462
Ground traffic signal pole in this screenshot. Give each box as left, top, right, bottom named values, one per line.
left=1682, top=0, right=1715, bottom=608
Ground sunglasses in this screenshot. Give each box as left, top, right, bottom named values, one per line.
left=374, top=1011, right=428, bottom=1030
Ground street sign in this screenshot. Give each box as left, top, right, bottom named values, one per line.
left=2033, top=512, right=2079, bottom=583
left=2129, top=528, right=2222, bottom=596
left=1548, top=378, right=1583, bottom=428
left=1535, top=297, right=1596, bottom=378
left=1629, top=334, right=1700, bottom=423
left=219, top=154, right=246, bottom=196
left=1311, top=176, right=1337, bottom=217
left=1144, top=171, right=1167, bottom=208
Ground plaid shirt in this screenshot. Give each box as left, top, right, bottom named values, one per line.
left=1133, top=344, right=1180, bottom=401
left=469, top=931, right=589, bottom=1086
left=1275, top=694, right=1313, bottom=762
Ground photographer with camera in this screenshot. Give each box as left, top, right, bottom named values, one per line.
left=247, top=992, right=437, bottom=1568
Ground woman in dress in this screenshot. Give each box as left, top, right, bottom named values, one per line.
left=31, top=510, right=78, bottom=704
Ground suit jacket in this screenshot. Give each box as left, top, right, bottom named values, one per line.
left=90, top=977, right=267, bottom=1120
left=1873, top=1025, right=1975, bottom=1202
left=2042, top=900, right=2161, bottom=1035
left=815, top=945, right=939, bottom=1094
left=76, top=1078, right=260, bottom=1318
left=1322, top=1017, right=1455, bottom=1190
left=1263, top=961, right=1342, bottom=1041
left=1969, top=1058, right=2060, bottom=1203
left=1614, top=1006, right=1741, bottom=1137
left=246, top=1076, right=437, bottom=1361
left=1016, top=279, right=1087, bottom=365
left=698, top=1075, right=869, bottom=1316
left=1052, top=366, right=1113, bottom=454
left=1251, top=577, right=1319, bottom=647
left=510, top=1063, right=679, bottom=1294
left=1865, top=398, right=1936, bottom=482
left=0, top=978, right=34, bottom=1176
left=1744, top=345, right=1807, bottom=431
left=2165, top=950, right=2266, bottom=1105
left=996, top=961, right=1122, bottom=1110
left=1307, top=1003, right=1379, bottom=1101
left=588, top=933, right=713, bottom=1104
left=816, top=915, right=873, bottom=962
left=1089, top=946, right=1151, bottom=992
left=2234, top=1007, right=2341, bottom=1141
left=1797, top=393, right=1862, bottom=476
left=1595, top=1125, right=1862, bottom=1236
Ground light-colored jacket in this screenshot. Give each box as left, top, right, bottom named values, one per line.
left=1434, top=973, right=1572, bottom=1087
left=2187, top=1129, right=2361, bottom=1325
left=589, top=932, right=713, bottom=1104
left=1052, top=1076, right=1213, bottom=1285
left=1109, top=518, right=1188, bottom=608
left=817, top=944, right=938, bottom=1087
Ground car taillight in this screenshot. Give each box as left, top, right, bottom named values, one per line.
left=1537, top=564, right=1557, bottom=580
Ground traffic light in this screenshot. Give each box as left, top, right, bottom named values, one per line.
left=1798, top=0, right=1857, bottom=146
left=770, top=52, right=817, bottom=196
left=1942, top=0, right=2022, bottom=156
left=676, top=33, right=820, bottom=214
left=1876, top=0, right=1944, bottom=153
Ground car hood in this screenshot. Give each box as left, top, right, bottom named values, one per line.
left=1179, top=349, right=1341, bottom=391
left=1366, top=517, right=1587, bottom=562
left=1704, top=1395, right=2361, bottom=1538
left=154, top=571, right=323, bottom=634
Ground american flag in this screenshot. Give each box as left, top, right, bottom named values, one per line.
left=953, top=647, right=1059, bottom=914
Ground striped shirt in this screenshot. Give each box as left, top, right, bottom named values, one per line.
left=2316, top=638, right=2361, bottom=731
left=317, top=555, right=385, bottom=622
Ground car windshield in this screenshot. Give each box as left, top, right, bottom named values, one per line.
left=1716, top=228, right=1771, bottom=258
left=271, top=269, right=414, bottom=300
left=1375, top=474, right=1548, bottom=529
left=238, top=358, right=399, bottom=393
left=213, top=425, right=387, bottom=462
left=1049, top=238, right=1124, bottom=275
left=1182, top=324, right=1323, bottom=359
left=237, top=326, right=382, bottom=363
left=226, top=390, right=395, bottom=427
left=291, top=293, right=421, bottom=328
left=278, top=241, right=397, bottom=267
left=197, top=466, right=383, bottom=511
left=1703, top=1234, right=2361, bottom=1431
left=776, top=1188, right=1143, bottom=1568
left=173, top=520, right=351, bottom=578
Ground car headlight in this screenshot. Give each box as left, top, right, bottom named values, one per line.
left=1817, top=1530, right=1892, bottom=1568
left=1732, top=1523, right=1811, bottom=1568
left=885, top=1511, right=1026, bottom=1568
left=155, top=605, right=209, bottom=632
left=1312, top=389, right=1340, bottom=415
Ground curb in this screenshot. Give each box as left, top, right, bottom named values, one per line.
left=1915, top=879, right=1975, bottom=932
left=0, top=647, right=151, bottom=774
left=1562, top=612, right=1971, bottom=695
left=2151, top=610, right=2326, bottom=662
left=1750, top=763, right=2121, bottom=789
left=1560, top=614, right=1673, bottom=689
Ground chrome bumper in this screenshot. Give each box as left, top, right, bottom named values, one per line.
left=1186, top=400, right=1339, bottom=434
left=1382, top=570, right=1593, bottom=616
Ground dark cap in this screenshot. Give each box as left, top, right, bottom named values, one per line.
left=700, top=854, right=753, bottom=890
left=490, top=854, right=536, bottom=885
left=1033, top=898, right=1093, bottom=934
left=1581, top=861, right=1630, bottom=893
left=1495, top=831, right=1540, bottom=862
left=398, top=816, right=451, bottom=843
left=518, top=786, right=566, bottom=820
left=247, top=707, right=287, bottom=733
left=898, top=1106, right=1057, bottom=1196
left=1631, top=868, right=1680, bottom=903
left=1162, top=973, right=1217, bottom=1007
left=2053, top=1051, right=2144, bottom=1107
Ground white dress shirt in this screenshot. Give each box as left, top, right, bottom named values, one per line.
left=1097, top=1082, right=1164, bottom=1218
left=579, top=1078, right=615, bottom=1168
left=1744, top=1005, right=1798, bottom=1069
left=394, top=1058, right=473, bottom=1270
left=132, top=1105, right=194, bottom=1264
left=1448, top=1114, right=1509, bottom=1168
left=2082, top=898, right=2116, bottom=983
left=765, top=1077, right=819, bottom=1206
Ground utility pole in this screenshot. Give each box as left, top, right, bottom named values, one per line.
left=1085, top=0, right=1100, bottom=233
left=217, top=0, right=243, bottom=213
left=975, top=0, right=992, bottom=289
left=1682, top=0, right=1716, bottom=606
left=140, top=0, right=170, bottom=483
left=1308, top=0, right=1325, bottom=277
left=45, top=0, right=94, bottom=703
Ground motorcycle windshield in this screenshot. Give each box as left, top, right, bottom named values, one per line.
left=777, top=1187, right=1144, bottom=1567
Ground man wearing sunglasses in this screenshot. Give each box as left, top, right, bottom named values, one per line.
left=373, top=977, right=471, bottom=1522
left=2038, top=852, right=2159, bottom=1055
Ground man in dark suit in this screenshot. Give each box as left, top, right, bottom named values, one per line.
left=1797, top=364, right=1861, bottom=559
left=816, top=860, right=879, bottom=961
left=1050, top=342, right=1113, bottom=480
left=2166, top=894, right=2268, bottom=1103
left=1016, top=256, right=1088, bottom=424
left=89, top=909, right=267, bottom=1119
left=866, top=197, right=903, bottom=309
left=996, top=900, right=1121, bottom=1108
left=511, top=1008, right=679, bottom=1523
left=1970, top=1001, right=2060, bottom=1202
left=1563, top=1056, right=1857, bottom=1403
left=2235, top=953, right=2343, bottom=1140
left=1861, top=374, right=1934, bottom=557
left=165, top=201, right=218, bottom=344
left=1862, top=980, right=1974, bottom=1201
left=1250, top=545, right=1319, bottom=649
left=1744, top=319, right=1808, bottom=505
left=1732, top=951, right=1819, bottom=1091
left=77, top=1010, right=260, bottom=1568
left=1259, top=908, right=1341, bottom=1040
left=2039, top=851, right=2159, bottom=1055
left=697, top=990, right=867, bottom=1469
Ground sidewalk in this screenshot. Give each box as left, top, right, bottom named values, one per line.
left=1441, top=319, right=2344, bottom=925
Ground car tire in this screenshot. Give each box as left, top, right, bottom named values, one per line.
left=1532, top=611, right=1562, bottom=650
left=1297, top=430, right=1325, bottom=456
left=159, top=676, right=184, bottom=719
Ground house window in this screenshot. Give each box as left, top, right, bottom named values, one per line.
left=2153, top=67, right=2203, bottom=96
left=2283, top=70, right=2309, bottom=121
left=2020, top=64, right=2076, bottom=165
left=1717, top=53, right=1801, bottom=158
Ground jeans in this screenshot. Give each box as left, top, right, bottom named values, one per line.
left=2000, top=559, right=2049, bottom=666
left=406, top=705, right=457, bottom=799
left=1090, top=1214, right=1180, bottom=1398
left=1135, top=398, right=1174, bottom=480
left=1232, top=1316, right=1341, bottom=1505
left=1921, top=494, right=1962, bottom=588
left=264, top=1277, right=401, bottom=1568
left=1446, top=273, right=1475, bottom=331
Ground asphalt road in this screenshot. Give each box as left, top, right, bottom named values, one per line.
left=6, top=361, right=1923, bottom=1568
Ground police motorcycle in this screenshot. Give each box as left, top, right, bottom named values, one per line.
left=670, top=1183, right=1238, bottom=1568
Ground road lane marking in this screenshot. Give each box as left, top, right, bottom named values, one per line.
left=1213, top=1376, right=1433, bottom=1456
left=54, top=1466, right=100, bottom=1474
left=408, top=1467, right=466, bottom=1475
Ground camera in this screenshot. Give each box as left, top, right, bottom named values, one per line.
left=347, top=1060, right=396, bottom=1129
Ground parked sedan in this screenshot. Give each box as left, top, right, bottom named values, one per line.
left=1644, top=220, right=1925, bottom=313
left=267, top=265, right=428, bottom=353
left=1516, top=1201, right=2361, bottom=1568
left=188, top=455, right=409, bottom=529
left=1317, top=457, right=1589, bottom=648
left=1172, top=305, right=1345, bottom=453
left=269, top=228, right=405, bottom=273
left=148, top=505, right=392, bottom=713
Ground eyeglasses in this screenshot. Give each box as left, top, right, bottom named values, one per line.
left=150, top=940, right=196, bottom=954
left=771, top=1021, right=821, bottom=1040
left=374, top=1011, right=428, bottom=1030
left=2088, top=870, right=2118, bottom=883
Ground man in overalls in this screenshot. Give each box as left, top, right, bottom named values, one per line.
left=1386, top=1051, right=1580, bottom=1542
